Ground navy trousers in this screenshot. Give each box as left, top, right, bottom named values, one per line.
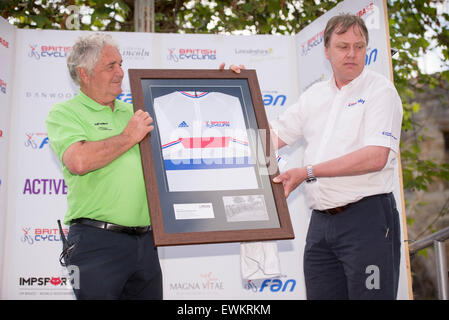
left=304, top=193, right=401, bottom=300
left=66, top=223, right=163, bottom=300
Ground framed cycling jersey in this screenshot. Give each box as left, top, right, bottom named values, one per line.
left=129, top=69, right=294, bottom=246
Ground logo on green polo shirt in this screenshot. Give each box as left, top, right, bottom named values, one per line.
left=94, top=122, right=112, bottom=131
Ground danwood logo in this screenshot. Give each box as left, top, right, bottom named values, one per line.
left=25, top=91, right=77, bottom=99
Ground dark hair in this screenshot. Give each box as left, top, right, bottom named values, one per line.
left=324, top=13, right=369, bottom=47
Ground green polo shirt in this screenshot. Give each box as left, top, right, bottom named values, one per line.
left=46, top=90, right=150, bottom=227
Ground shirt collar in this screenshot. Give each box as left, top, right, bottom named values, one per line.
left=329, top=68, right=367, bottom=93
left=76, top=89, right=125, bottom=112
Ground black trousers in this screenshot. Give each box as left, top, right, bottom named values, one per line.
left=304, top=193, right=401, bottom=300
left=66, top=223, right=163, bottom=300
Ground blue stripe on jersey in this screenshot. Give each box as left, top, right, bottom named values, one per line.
left=164, top=157, right=253, bottom=170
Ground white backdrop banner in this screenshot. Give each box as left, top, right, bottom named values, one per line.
left=0, top=15, right=16, bottom=292
left=0, top=0, right=411, bottom=300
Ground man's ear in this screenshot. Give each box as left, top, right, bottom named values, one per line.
left=324, top=46, right=329, bottom=60
left=77, top=67, right=89, bottom=85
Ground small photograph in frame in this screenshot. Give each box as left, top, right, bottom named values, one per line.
left=129, top=69, right=294, bottom=246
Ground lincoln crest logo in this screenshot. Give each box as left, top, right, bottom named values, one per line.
left=178, top=121, right=189, bottom=128
left=347, top=98, right=366, bottom=107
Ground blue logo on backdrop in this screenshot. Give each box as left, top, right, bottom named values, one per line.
left=117, top=93, right=133, bottom=104
left=365, top=48, right=378, bottom=66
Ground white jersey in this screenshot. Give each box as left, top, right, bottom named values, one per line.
left=153, top=91, right=259, bottom=192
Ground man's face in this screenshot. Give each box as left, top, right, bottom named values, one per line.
left=82, top=45, right=124, bottom=102
left=325, top=24, right=367, bottom=88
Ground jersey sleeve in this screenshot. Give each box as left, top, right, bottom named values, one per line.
left=269, top=97, right=304, bottom=146
left=46, top=105, right=88, bottom=162
left=363, top=85, right=403, bottom=153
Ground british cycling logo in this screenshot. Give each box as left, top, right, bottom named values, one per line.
left=21, top=226, right=68, bottom=245
left=0, top=78, right=6, bottom=94
left=28, top=44, right=71, bottom=60
left=205, top=120, right=230, bottom=128
left=300, top=30, right=324, bottom=57
left=0, top=35, right=9, bottom=48
left=167, top=48, right=217, bottom=62
left=24, top=132, right=49, bottom=150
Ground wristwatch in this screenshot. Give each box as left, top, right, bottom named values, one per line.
left=306, top=165, right=317, bottom=183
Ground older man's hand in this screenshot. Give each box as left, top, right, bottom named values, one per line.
left=219, top=62, right=246, bottom=74
left=122, top=110, right=154, bottom=145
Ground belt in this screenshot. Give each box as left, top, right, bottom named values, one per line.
left=320, top=203, right=352, bottom=215
left=71, top=218, right=151, bottom=235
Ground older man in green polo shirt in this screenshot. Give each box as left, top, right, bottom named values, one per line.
left=46, top=33, right=162, bottom=300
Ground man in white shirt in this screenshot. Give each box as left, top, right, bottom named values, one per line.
left=222, top=13, right=402, bottom=299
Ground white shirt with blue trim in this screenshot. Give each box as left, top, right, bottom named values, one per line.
left=270, top=69, right=403, bottom=210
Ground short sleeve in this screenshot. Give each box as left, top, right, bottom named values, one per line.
left=363, top=85, right=403, bottom=154
left=269, top=97, right=304, bottom=146
left=46, top=105, right=88, bottom=162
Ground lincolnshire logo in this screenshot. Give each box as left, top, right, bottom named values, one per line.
left=234, top=48, right=273, bottom=56
left=178, top=121, right=189, bottom=128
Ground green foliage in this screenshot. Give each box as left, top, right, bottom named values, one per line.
left=0, top=0, right=130, bottom=31
left=1, top=0, right=448, bottom=195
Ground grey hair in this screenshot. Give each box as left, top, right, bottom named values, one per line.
left=67, top=33, right=119, bottom=85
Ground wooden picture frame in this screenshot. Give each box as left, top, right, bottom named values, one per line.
left=129, top=69, right=294, bottom=246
